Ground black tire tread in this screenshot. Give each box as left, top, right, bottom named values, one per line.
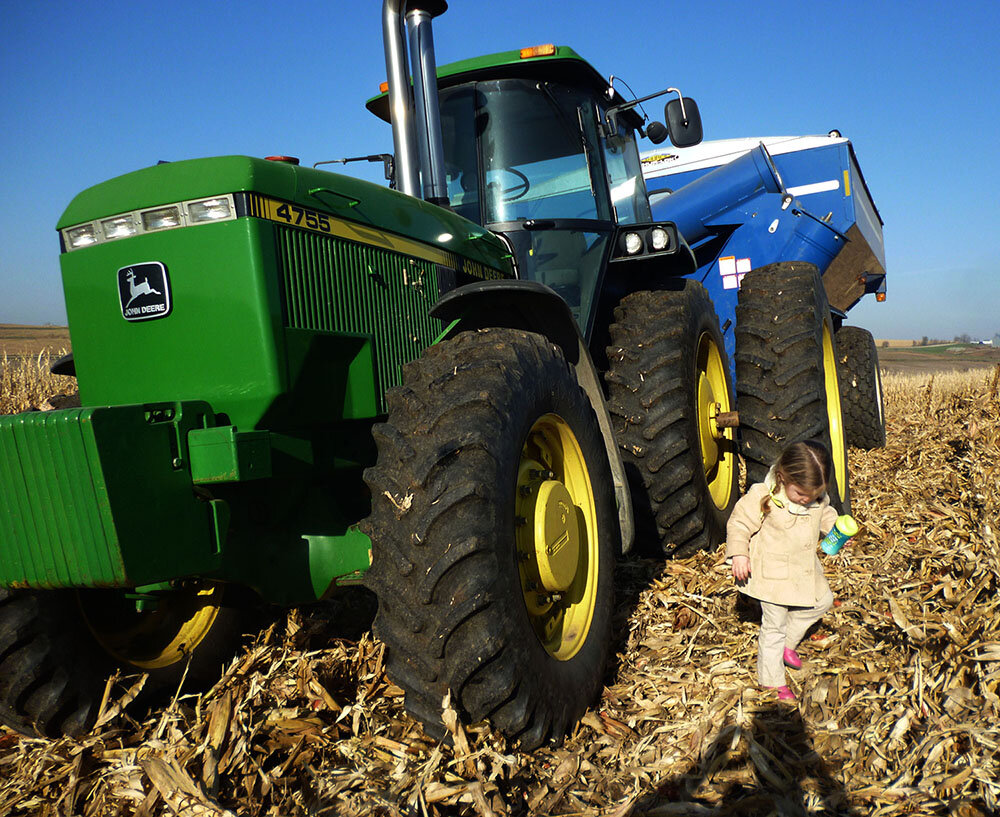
left=835, top=325, right=887, bottom=450
left=605, top=282, right=738, bottom=556
left=734, top=262, right=850, bottom=509
left=362, top=328, right=616, bottom=749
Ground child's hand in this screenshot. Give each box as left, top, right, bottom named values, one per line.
left=732, top=555, right=751, bottom=582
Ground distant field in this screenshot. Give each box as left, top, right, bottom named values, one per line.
left=0, top=324, right=70, bottom=357
left=876, top=342, right=1000, bottom=374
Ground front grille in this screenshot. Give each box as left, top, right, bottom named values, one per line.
left=275, top=227, right=445, bottom=410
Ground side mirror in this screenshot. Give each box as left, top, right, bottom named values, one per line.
left=665, top=97, right=703, bottom=147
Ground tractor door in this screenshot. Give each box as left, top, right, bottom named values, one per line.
left=440, top=79, right=617, bottom=338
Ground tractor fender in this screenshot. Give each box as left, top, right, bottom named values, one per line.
left=431, top=280, right=635, bottom=553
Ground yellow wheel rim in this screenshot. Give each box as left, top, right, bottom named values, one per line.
left=80, top=583, right=222, bottom=670
left=515, top=414, right=599, bottom=661
left=822, top=323, right=848, bottom=497
left=695, top=331, right=736, bottom=509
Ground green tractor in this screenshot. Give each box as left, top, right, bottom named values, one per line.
left=1, top=0, right=747, bottom=749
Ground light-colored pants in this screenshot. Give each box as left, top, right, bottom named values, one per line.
left=758, top=588, right=834, bottom=687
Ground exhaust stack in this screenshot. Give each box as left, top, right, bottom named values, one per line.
left=381, top=0, right=449, bottom=205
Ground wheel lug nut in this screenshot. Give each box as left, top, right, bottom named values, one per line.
left=515, top=515, right=527, bottom=527
left=519, top=485, right=532, bottom=497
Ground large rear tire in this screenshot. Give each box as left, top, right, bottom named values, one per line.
left=0, top=582, right=244, bottom=737
left=362, top=328, right=617, bottom=750
left=735, top=262, right=850, bottom=511
left=605, top=282, right=738, bottom=556
left=835, top=325, right=886, bottom=450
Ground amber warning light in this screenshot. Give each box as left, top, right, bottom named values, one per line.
left=520, top=44, right=556, bottom=59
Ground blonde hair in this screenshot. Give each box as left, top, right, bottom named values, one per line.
left=760, top=440, right=832, bottom=517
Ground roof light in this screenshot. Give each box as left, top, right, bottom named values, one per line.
left=520, top=44, right=556, bottom=59
left=188, top=197, right=233, bottom=223
left=67, top=224, right=98, bottom=249
left=62, top=194, right=238, bottom=251
left=876, top=292, right=886, bottom=302
left=379, top=81, right=389, bottom=93
left=101, top=215, right=137, bottom=240
left=142, top=206, right=181, bottom=231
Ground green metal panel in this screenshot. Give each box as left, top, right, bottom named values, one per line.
left=0, top=404, right=221, bottom=589
left=188, top=426, right=272, bottom=484
left=61, top=218, right=285, bottom=432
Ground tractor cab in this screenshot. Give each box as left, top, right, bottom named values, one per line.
left=367, top=45, right=700, bottom=339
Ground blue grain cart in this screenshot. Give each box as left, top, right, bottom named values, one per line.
left=641, top=134, right=888, bottom=499
left=642, top=135, right=886, bottom=367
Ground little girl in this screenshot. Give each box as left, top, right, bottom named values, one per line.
left=726, top=440, right=840, bottom=701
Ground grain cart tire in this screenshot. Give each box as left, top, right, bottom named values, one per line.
left=735, top=262, right=850, bottom=512
left=0, top=583, right=242, bottom=737
left=835, top=325, right=886, bottom=449
left=605, top=282, right=738, bottom=556
left=363, top=328, right=616, bottom=750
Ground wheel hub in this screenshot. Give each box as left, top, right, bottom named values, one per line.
left=515, top=414, right=599, bottom=661
left=532, top=479, right=580, bottom=593
left=697, top=370, right=721, bottom=469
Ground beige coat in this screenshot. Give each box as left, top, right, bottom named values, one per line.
left=725, top=480, right=839, bottom=607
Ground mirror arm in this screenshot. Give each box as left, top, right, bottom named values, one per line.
left=606, top=86, right=691, bottom=129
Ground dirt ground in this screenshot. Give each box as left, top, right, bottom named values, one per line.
left=0, top=325, right=70, bottom=357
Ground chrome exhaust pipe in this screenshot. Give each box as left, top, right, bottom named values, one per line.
left=407, top=4, right=449, bottom=206
left=381, top=0, right=448, bottom=204
left=382, top=0, right=420, bottom=197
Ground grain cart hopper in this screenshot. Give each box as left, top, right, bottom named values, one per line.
left=0, top=0, right=649, bottom=749
left=642, top=135, right=888, bottom=493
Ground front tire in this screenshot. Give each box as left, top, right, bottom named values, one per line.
left=605, top=282, right=738, bottom=556
left=362, top=328, right=617, bottom=749
left=735, top=262, right=850, bottom=511
left=835, top=325, right=886, bottom=449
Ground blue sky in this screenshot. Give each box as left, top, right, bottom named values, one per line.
left=2, top=0, right=998, bottom=339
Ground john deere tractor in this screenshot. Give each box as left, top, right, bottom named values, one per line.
left=1, top=0, right=850, bottom=749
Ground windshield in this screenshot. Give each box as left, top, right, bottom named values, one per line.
left=474, top=79, right=611, bottom=224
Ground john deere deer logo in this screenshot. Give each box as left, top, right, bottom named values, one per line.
left=124, top=269, right=162, bottom=308
left=117, top=262, right=172, bottom=322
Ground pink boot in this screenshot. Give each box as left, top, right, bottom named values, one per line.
left=783, top=647, right=802, bottom=669
left=764, top=685, right=797, bottom=701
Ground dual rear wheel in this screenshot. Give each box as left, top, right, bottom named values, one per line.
left=0, top=583, right=239, bottom=737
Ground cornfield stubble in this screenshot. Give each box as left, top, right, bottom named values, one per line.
left=0, top=361, right=998, bottom=816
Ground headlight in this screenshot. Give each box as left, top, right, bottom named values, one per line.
left=650, top=227, right=670, bottom=251
left=101, top=215, right=138, bottom=240
left=66, top=224, right=98, bottom=248
left=142, top=206, right=182, bottom=231
left=188, top=197, right=232, bottom=223
left=624, top=232, right=643, bottom=255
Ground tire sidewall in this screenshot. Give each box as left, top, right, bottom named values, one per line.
left=681, top=286, right=739, bottom=532
left=488, top=348, right=616, bottom=722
